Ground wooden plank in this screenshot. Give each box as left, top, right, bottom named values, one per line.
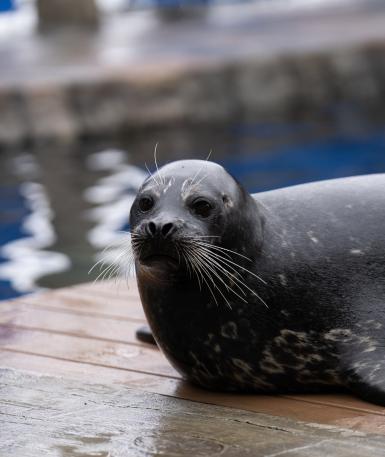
left=2, top=351, right=385, bottom=434
left=0, top=302, right=149, bottom=346
left=4, top=285, right=385, bottom=415
left=283, top=394, right=385, bottom=416
left=0, top=327, right=177, bottom=378
left=2, top=297, right=385, bottom=419
left=15, top=289, right=146, bottom=321
left=2, top=280, right=385, bottom=435
left=2, top=368, right=385, bottom=457
left=2, top=299, right=384, bottom=415
left=70, top=278, right=140, bottom=298
left=0, top=350, right=172, bottom=387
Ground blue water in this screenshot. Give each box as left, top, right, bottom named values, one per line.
left=0, top=0, right=14, bottom=13
left=1, top=127, right=385, bottom=301
left=0, top=186, right=29, bottom=299
left=223, top=131, right=385, bottom=193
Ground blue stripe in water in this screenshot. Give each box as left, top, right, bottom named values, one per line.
left=221, top=132, right=385, bottom=193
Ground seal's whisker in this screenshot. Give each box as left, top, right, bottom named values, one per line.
left=88, top=239, right=125, bottom=275
left=194, top=241, right=267, bottom=285
left=193, top=174, right=207, bottom=188
left=193, top=247, right=248, bottom=297
left=189, top=241, right=232, bottom=261
left=189, top=150, right=212, bottom=188
left=90, top=233, right=136, bottom=284
left=196, top=251, right=266, bottom=304
left=182, top=247, right=202, bottom=290
left=88, top=258, right=105, bottom=275
left=90, top=250, right=122, bottom=280
left=206, top=149, right=213, bottom=162
left=91, top=231, right=133, bottom=254
left=106, top=263, right=121, bottom=282
left=180, top=242, right=246, bottom=302
left=183, top=235, right=221, bottom=239
left=193, top=249, right=242, bottom=298
left=186, top=248, right=222, bottom=307
left=188, top=249, right=232, bottom=309
left=189, top=244, right=241, bottom=286
left=179, top=244, right=196, bottom=283
left=197, top=260, right=230, bottom=309
left=122, top=251, right=136, bottom=280
left=196, top=254, right=248, bottom=304
left=153, top=142, right=165, bottom=185
left=196, top=249, right=255, bottom=299
left=193, top=246, right=253, bottom=300
left=145, top=162, right=160, bottom=187
left=190, top=168, right=202, bottom=187
left=188, top=254, right=216, bottom=303
left=100, top=250, right=133, bottom=282
left=174, top=244, right=182, bottom=266
left=183, top=251, right=193, bottom=280
left=193, top=240, right=254, bottom=263
left=94, top=262, right=117, bottom=283
left=193, top=245, right=268, bottom=308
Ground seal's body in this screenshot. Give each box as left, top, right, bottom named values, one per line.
left=129, top=160, right=385, bottom=405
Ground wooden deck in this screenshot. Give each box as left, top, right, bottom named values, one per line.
left=2, top=280, right=385, bottom=455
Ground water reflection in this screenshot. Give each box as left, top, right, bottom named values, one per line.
left=0, top=182, right=70, bottom=294
left=85, top=149, right=147, bottom=280
left=0, top=153, right=70, bottom=299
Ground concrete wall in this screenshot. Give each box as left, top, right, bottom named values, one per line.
left=0, top=45, right=384, bottom=148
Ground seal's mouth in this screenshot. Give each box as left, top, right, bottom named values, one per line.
left=140, top=253, right=179, bottom=269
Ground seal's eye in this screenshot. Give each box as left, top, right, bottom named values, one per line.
left=138, top=196, right=154, bottom=212
left=191, top=198, right=213, bottom=218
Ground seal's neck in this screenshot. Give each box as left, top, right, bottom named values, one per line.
left=221, top=192, right=264, bottom=263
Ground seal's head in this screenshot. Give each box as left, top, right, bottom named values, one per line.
left=129, top=160, right=264, bottom=290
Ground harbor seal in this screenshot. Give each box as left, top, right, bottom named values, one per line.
left=129, top=159, right=385, bottom=405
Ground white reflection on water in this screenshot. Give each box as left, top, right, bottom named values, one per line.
left=85, top=149, right=147, bottom=278
left=0, top=182, right=71, bottom=294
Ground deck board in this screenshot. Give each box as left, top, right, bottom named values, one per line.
left=18, top=288, right=145, bottom=320
left=0, top=302, right=149, bottom=345
left=1, top=279, right=385, bottom=440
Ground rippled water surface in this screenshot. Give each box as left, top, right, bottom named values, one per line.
left=1, top=123, right=385, bottom=300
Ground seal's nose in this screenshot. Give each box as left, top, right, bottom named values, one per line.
left=145, top=220, right=177, bottom=239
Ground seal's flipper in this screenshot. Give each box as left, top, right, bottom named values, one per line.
left=343, top=357, right=385, bottom=406
left=136, top=325, right=157, bottom=346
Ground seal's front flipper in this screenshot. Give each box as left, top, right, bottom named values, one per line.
left=136, top=325, right=157, bottom=346
left=342, top=355, right=385, bottom=406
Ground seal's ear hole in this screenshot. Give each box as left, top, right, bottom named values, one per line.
left=222, top=194, right=230, bottom=204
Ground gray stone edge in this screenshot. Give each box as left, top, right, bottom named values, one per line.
left=0, top=43, right=384, bottom=147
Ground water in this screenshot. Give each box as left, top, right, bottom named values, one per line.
left=1, top=122, right=385, bottom=300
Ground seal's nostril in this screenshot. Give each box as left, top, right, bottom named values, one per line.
left=148, top=221, right=157, bottom=236
left=145, top=221, right=176, bottom=238
left=161, top=222, right=174, bottom=238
